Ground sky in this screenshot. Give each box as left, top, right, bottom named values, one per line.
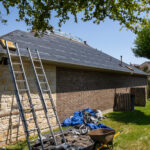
left=0, top=6, right=149, bottom=65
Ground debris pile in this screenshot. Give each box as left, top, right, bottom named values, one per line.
left=62, top=108, right=111, bottom=132
left=32, top=108, right=112, bottom=150
left=32, top=131, right=93, bottom=150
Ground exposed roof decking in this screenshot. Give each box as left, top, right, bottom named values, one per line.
left=0, top=30, right=147, bottom=76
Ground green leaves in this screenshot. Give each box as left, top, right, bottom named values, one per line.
left=0, top=0, right=150, bottom=34
left=132, top=21, right=150, bottom=59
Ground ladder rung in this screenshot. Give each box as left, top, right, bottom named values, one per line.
left=19, top=89, right=28, bottom=92
left=48, top=114, right=56, bottom=118
left=37, top=74, right=44, bottom=76
left=21, top=99, right=28, bottom=101
left=55, top=133, right=63, bottom=137
left=44, top=98, right=51, bottom=100
left=40, top=82, right=47, bottom=84
left=32, top=97, right=39, bottom=100
left=33, top=104, right=39, bottom=107
left=31, top=52, right=37, bottom=55
left=28, top=128, right=37, bottom=132
left=51, top=124, right=59, bottom=128
left=14, top=71, right=23, bottom=74
left=16, top=80, right=26, bottom=82
left=45, top=104, right=56, bottom=109
left=10, top=53, right=18, bottom=56
left=24, top=108, right=33, bottom=111
left=21, top=98, right=30, bottom=102
left=22, top=98, right=39, bottom=102
left=49, top=106, right=55, bottom=110
left=35, top=67, right=42, bottom=69
left=24, top=106, right=36, bottom=111
left=26, top=117, right=34, bottom=121
left=33, top=59, right=40, bottom=62
left=13, top=63, right=21, bottom=65
left=25, top=110, right=32, bottom=113
left=44, top=99, right=55, bottom=105
left=43, top=89, right=50, bottom=92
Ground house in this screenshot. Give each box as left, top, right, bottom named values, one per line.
left=137, top=61, right=150, bottom=79
left=140, top=61, right=150, bottom=71
left=0, top=30, right=148, bottom=145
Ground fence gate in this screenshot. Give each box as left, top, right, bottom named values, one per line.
left=114, top=93, right=132, bottom=112
left=131, top=88, right=146, bottom=106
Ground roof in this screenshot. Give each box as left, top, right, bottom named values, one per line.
left=0, top=30, right=147, bottom=76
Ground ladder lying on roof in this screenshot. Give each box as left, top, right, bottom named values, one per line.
left=5, top=41, right=66, bottom=149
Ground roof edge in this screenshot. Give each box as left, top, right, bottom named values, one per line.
left=0, top=52, right=148, bottom=77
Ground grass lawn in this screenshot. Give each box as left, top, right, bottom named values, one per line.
left=5, top=101, right=150, bottom=150
left=102, top=100, right=150, bottom=150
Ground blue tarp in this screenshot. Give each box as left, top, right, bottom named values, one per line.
left=62, top=108, right=94, bottom=126
left=86, top=123, right=112, bottom=130
left=62, top=111, right=83, bottom=126
left=71, top=111, right=83, bottom=126
left=83, top=108, right=96, bottom=116
left=62, top=118, right=72, bottom=127
left=62, top=108, right=112, bottom=130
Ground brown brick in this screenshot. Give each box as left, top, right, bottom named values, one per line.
left=56, top=67, right=147, bottom=121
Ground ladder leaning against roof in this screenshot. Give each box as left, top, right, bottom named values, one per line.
left=5, top=40, right=44, bottom=150
left=27, top=48, right=66, bottom=145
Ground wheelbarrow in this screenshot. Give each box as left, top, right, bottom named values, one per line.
left=88, top=128, right=116, bottom=150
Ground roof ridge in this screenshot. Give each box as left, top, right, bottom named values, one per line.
left=46, top=32, right=91, bottom=48
left=0, top=30, right=22, bottom=39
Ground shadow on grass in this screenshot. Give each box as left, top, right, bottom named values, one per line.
left=106, top=110, right=150, bottom=125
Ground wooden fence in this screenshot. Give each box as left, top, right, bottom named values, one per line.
left=114, top=93, right=132, bottom=112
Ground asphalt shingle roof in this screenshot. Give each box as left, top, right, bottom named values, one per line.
left=0, top=30, right=147, bottom=76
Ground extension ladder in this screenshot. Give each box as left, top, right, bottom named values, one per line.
left=5, top=41, right=44, bottom=150
left=27, top=48, right=66, bottom=145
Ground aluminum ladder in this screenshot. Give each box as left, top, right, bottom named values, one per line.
left=27, top=48, right=66, bottom=145
left=5, top=41, right=44, bottom=150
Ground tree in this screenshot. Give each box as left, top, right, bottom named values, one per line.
left=132, top=21, right=150, bottom=59
left=142, top=66, right=150, bottom=73
left=1, top=0, right=150, bottom=34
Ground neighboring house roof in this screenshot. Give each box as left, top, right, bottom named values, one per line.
left=140, top=61, right=150, bottom=70
left=0, top=30, right=147, bottom=76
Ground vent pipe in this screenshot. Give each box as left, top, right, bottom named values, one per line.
left=84, top=41, right=87, bottom=45
left=120, top=56, right=122, bottom=66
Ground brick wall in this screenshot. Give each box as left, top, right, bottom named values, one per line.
left=56, top=67, right=147, bottom=121
left=0, top=63, right=148, bottom=146
left=0, top=61, right=56, bottom=146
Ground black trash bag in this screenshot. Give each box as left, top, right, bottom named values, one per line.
left=82, top=111, right=99, bottom=124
